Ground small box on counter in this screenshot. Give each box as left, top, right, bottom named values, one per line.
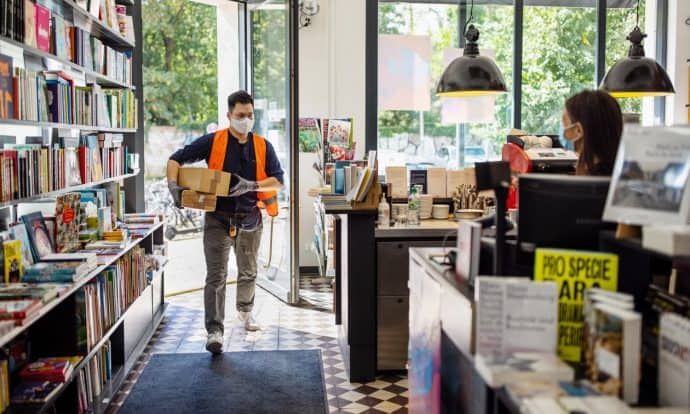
left=177, top=168, right=231, bottom=196
left=642, top=225, right=690, bottom=256
left=181, top=190, right=217, bottom=211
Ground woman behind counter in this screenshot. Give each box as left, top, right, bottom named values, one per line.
left=561, top=89, right=623, bottom=176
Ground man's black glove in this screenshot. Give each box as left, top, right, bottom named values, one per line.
left=168, top=180, right=188, bottom=208
left=228, top=175, right=259, bottom=198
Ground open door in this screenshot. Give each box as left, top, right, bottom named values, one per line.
left=247, top=0, right=299, bottom=304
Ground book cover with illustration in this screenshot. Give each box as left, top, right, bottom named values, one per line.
left=584, top=302, right=641, bottom=404
left=34, top=3, right=51, bottom=53
left=0, top=54, right=13, bottom=120
left=298, top=118, right=321, bottom=152
left=3, top=240, right=23, bottom=283
left=24, top=0, right=37, bottom=48
left=658, top=312, right=690, bottom=407
left=19, top=357, right=73, bottom=382
left=55, top=193, right=81, bottom=253
left=9, top=223, right=34, bottom=266
left=20, top=212, right=54, bottom=261
left=326, top=119, right=352, bottom=146
left=534, top=248, right=619, bottom=362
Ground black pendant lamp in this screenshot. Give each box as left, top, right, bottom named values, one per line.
left=436, top=0, right=507, bottom=97
left=600, top=2, right=674, bottom=98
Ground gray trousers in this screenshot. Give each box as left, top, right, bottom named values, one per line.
left=203, top=212, right=263, bottom=335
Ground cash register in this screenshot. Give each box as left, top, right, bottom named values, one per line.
left=502, top=134, right=578, bottom=174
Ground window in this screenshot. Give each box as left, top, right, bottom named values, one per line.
left=374, top=0, right=660, bottom=169
left=522, top=5, right=596, bottom=134
left=377, top=3, right=513, bottom=170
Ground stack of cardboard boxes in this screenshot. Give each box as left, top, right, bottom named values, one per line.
left=177, top=168, right=232, bottom=211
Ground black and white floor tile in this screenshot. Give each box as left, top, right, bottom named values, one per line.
left=106, top=276, right=408, bottom=414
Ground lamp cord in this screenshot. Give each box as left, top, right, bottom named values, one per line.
left=464, top=0, right=475, bottom=36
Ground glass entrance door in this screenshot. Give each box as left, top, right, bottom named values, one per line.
left=248, top=0, right=299, bottom=304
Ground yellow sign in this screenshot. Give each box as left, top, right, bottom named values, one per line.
left=534, top=248, right=618, bottom=362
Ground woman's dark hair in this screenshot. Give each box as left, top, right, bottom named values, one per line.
left=565, top=90, right=623, bottom=176
left=227, top=90, right=254, bottom=112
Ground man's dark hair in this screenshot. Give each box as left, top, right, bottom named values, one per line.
left=228, top=91, right=254, bottom=112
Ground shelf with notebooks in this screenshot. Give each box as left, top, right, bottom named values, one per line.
left=0, top=133, right=138, bottom=207
left=62, top=0, right=136, bottom=49
left=0, top=213, right=166, bottom=413
left=0, top=36, right=134, bottom=90
left=5, top=266, right=168, bottom=414
left=0, top=173, right=137, bottom=209
left=0, top=221, right=162, bottom=348
left=0, top=119, right=136, bottom=133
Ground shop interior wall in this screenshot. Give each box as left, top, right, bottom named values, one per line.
left=298, top=0, right=366, bottom=268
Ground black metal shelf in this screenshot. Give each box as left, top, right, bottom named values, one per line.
left=0, top=220, right=162, bottom=349
left=0, top=36, right=134, bottom=90
left=0, top=118, right=136, bottom=133
left=62, top=0, right=135, bottom=49
left=0, top=172, right=139, bottom=209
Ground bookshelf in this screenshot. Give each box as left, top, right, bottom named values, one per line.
left=60, top=0, right=135, bottom=49
left=0, top=172, right=138, bottom=209
left=0, top=36, right=135, bottom=90
left=0, top=0, right=156, bottom=411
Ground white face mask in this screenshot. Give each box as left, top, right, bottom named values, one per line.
left=230, top=117, right=254, bottom=135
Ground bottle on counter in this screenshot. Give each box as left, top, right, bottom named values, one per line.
left=378, top=193, right=390, bottom=228
left=408, top=185, right=420, bottom=226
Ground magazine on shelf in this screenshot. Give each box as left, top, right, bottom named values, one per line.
left=9, top=223, right=33, bottom=266
left=604, top=126, right=690, bottom=226
left=55, top=193, right=81, bottom=253
left=3, top=240, right=23, bottom=283
left=20, top=212, right=54, bottom=262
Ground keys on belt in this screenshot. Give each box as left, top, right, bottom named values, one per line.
left=229, top=225, right=238, bottom=238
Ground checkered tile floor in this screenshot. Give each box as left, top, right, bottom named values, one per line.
left=106, top=277, right=408, bottom=414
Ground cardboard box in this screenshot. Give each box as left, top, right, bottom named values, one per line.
left=177, top=167, right=231, bottom=196
left=181, top=190, right=217, bottom=211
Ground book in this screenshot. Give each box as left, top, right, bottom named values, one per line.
left=22, top=261, right=89, bottom=282
left=34, top=3, right=50, bottom=53
left=55, top=193, right=81, bottom=253
left=11, top=381, right=61, bottom=404
left=3, top=240, right=24, bottom=283
left=534, top=248, right=619, bottom=362
left=0, top=283, right=65, bottom=302
left=0, top=54, right=13, bottom=120
left=0, top=299, right=41, bottom=323
left=585, top=302, right=641, bottom=404
left=456, top=220, right=481, bottom=283
left=474, top=352, right=574, bottom=388
left=20, top=212, right=54, bottom=261
left=9, top=223, right=34, bottom=266
left=41, top=252, right=97, bottom=269
left=475, top=277, right=559, bottom=357
left=326, top=119, right=351, bottom=146
left=20, top=357, right=74, bottom=382
left=298, top=118, right=321, bottom=152
left=658, top=312, right=690, bottom=407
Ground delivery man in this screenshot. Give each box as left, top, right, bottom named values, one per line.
left=166, top=91, right=284, bottom=354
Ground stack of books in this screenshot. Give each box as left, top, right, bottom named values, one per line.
left=0, top=299, right=40, bottom=325
left=11, top=356, right=82, bottom=406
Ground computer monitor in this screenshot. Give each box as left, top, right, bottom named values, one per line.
left=518, top=174, right=614, bottom=253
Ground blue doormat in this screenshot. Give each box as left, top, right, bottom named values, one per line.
left=119, top=350, right=328, bottom=414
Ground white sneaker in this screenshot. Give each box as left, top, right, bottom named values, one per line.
left=206, top=332, right=223, bottom=354
left=238, top=311, right=260, bottom=331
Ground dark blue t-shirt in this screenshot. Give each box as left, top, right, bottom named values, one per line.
left=169, top=131, right=284, bottom=228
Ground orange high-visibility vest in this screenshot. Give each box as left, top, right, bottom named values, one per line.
left=208, top=129, right=279, bottom=217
